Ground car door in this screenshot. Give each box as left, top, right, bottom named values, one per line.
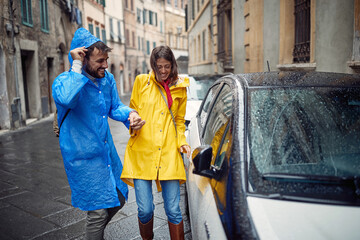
left=201, top=83, right=234, bottom=238
left=186, top=81, right=233, bottom=239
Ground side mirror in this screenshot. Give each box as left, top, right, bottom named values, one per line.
left=192, top=145, right=216, bottom=178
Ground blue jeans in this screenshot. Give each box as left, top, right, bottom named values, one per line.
left=134, top=179, right=182, bottom=225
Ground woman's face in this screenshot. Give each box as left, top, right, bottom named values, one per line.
left=156, top=58, right=172, bottom=82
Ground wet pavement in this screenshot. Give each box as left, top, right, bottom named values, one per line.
left=0, top=95, right=191, bottom=240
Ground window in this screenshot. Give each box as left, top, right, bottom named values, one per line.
left=155, top=13, right=158, bottom=26
left=202, top=84, right=233, bottom=146
left=217, top=0, right=232, bottom=68
left=138, top=37, right=141, bottom=50
left=199, top=83, right=222, bottom=131
left=96, top=26, right=100, bottom=39
left=130, top=0, right=134, bottom=11
left=143, top=9, right=147, bottom=24
left=149, top=11, right=153, bottom=25
left=109, top=18, right=114, bottom=40
left=191, top=0, right=195, bottom=20
left=153, top=42, right=156, bottom=49
left=160, top=21, right=163, bottom=33
left=117, top=21, right=122, bottom=42
left=249, top=86, right=360, bottom=190
left=208, top=24, right=212, bottom=60
left=102, top=29, right=107, bottom=44
left=212, top=121, right=232, bottom=171
left=293, top=0, right=310, bottom=63
left=132, top=31, right=135, bottom=48
left=146, top=40, right=150, bottom=55
left=137, top=8, right=142, bottom=23
left=88, top=23, right=94, bottom=35
left=167, top=0, right=171, bottom=4
left=125, top=0, right=128, bottom=9
left=125, top=29, right=130, bottom=46
left=21, top=0, right=33, bottom=26
left=40, top=0, right=49, bottom=32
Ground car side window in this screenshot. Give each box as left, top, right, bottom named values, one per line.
left=213, top=122, right=232, bottom=170
left=202, top=84, right=233, bottom=159
left=199, top=83, right=222, bottom=131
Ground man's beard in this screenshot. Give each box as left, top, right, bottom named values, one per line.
left=84, top=64, right=105, bottom=78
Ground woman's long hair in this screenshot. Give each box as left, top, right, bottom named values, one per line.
left=150, top=46, right=178, bottom=83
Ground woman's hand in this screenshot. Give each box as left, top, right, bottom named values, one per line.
left=180, top=145, right=191, bottom=159
left=129, top=111, right=146, bottom=130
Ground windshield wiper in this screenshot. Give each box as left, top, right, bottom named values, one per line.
left=262, top=173, right=360, bottom=197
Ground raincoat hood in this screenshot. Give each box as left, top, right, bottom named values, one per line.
left=68, top=27, right=102, bottom=66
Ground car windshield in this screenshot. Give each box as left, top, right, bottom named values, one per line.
left=187, top=76, right=217, bottom=100
left=248, top=86, right=360, bottom=179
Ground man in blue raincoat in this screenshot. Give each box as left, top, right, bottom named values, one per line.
left=52, top=28, right=145, bottom=239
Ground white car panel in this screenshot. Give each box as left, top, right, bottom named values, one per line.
left=248, top=196, right=360, bottom=240
left=185, top=100, right=202, bottom=122
left=185, top=117, right=227, bottom=240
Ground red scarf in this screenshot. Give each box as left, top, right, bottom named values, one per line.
left=160, top=79, right=173, bottom=109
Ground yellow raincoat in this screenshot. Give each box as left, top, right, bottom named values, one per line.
left=121, top=72, right=189, bottom=191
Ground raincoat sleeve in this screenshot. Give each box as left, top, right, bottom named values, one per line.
left=52, top=71, right=88, bottom=109
left=108, top=74, right=133, bottom=128
left=176, top=88, right=188, bottom=148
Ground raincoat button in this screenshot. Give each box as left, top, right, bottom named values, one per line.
left=105, top=140, right=107, bottom=143
left=160, top=130, right=162, bottom=132
left=161, top=112, right=164, bottom=115
left=158, top=148, right=161, bottom=150
left=108, top=165, right=110, bottom=167
left=103, top=116, right=105, bottom=118
left=99, top=91, right=101, bottom=93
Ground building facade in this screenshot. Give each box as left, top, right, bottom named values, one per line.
left=164, top=0, right=188, bottom=73
left=0, top=0, right=189, bottom=131
left=104, top=0, right=126, bottom=95
left=186, top=0, right=218, bottom=74
left=0, top=0, right=81, bottom=130
left=122, top=0, right=166, bottom=93
left=187, top=0, right=360, bottom=75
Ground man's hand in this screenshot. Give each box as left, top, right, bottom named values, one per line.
left=180, top=145, right=191, bottom=159
left=129, top=111, right=145, bottom=130
left=70, top=46, right=88, bottom=62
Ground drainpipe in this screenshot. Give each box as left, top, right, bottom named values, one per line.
left=9, top=0, right=22, bottom=128
left=210, top=0, right=215, bottom=73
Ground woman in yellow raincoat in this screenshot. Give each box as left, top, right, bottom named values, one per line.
left=121, top=46, right=191, bottom=240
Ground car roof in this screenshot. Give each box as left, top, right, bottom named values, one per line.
left=222, top=71, right=360, bottom=88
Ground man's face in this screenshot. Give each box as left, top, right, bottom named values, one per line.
left=84, top=47, right=108, bottom=78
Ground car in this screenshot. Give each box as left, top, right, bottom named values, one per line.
left=183, top=74, right=224, bottom=127
left=183, top=71, right=360, bottom=240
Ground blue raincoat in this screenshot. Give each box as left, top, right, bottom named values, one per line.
left=52, top=28, right=131, bottom=211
